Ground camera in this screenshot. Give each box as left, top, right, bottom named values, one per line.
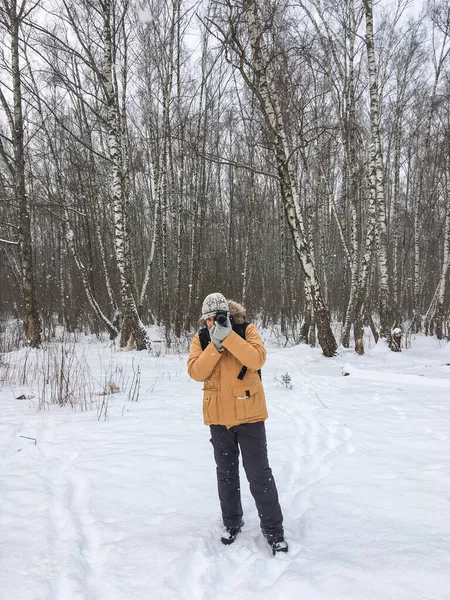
left=215, top=311, right=228, bottom=326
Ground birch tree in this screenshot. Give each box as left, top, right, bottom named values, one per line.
left=35, top=0, right=150, bottom=348
left=364, top=0, right=398, bottom=349
left=26, top=63, right=121, bottom=340
left=412, top=0, right=450, bottom=332
left=0, top=0, right=42, bottom=347
left=212, top=0, right=337, bottom=356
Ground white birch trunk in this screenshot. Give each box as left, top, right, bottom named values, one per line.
left=280, top=197, right=287, bottom=337
left=353, top=144, right=378, bottom=354
left=392, top=107, right=402, bottom=314
left=185, top=12, right=210, bottom=328
left=174, top=0, right=184, bottom=338
left=342, top=5, right=360, bottom=349
left=103, top=0, right=149, bottom=349
left=243, top=0, right=337, bottom=356
left=159, top=0, right=177, bottom=335
left=319, top=181, right=329, bottom=309
left=434, top=188, right=450, bottom=340
left=364, top=0, right=396, bottom=348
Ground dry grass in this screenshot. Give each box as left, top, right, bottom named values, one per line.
left=0, top=335, right=129, bottom=418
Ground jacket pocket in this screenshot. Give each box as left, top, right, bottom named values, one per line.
left=203, top=389, right=219, bottom=422
left=232, top=384, right=262, bottom=422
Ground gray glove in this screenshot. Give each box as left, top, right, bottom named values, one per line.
left=209, top=317, right=232, bottom=352
left=209, top=325, right=223, bottom=352
left=211, top=316, right=232, bottom=343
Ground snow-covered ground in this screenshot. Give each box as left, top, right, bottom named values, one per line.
left=1, top=333, right=450, bottom=600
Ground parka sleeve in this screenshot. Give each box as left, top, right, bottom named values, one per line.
left=187, top=332, right=222, bottom=382
left=221, top=323, right=266, bottom=370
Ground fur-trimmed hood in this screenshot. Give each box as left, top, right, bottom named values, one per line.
left=198, top=299, right=246, bottom=328
left=227, top=300, right=246, bottom=324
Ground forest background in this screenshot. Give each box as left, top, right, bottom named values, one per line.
left=1, top=0, right=449, bottom=357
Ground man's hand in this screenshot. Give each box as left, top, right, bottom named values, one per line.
left=212, top=316, right=232, bottom=343
left=209, top=324, right=223, bottom=352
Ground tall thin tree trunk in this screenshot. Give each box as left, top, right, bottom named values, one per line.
left=158, top=0, right=178, bottom=339
left=364, top=0, right=396, bottom=349
left=103, top=0, right=149, bottom=349
left=9, top=0, right=42, bottom=347
left=174, top=0, right=184, bottom=339
left=434, top=190, right=450, bottom=340
left=242, top=0, right=337, bottom=356
left=353, top=146, right=378, bottom=355
left=342, top=4, right=361, bottom=349
left=280, top=196, right=287, bottom=338
left=392, top=107, right=402, bottom=321
left=185, top=11, right=210, bottom=328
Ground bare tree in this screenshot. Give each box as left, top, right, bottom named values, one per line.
left=363, top=0, right=397, bottom=348
left=209, top=0, right=337, bottom=356
left=0, top=0, right=42, bottom=347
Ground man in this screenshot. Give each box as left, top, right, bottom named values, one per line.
left=187, top=292, right=288, bottom=555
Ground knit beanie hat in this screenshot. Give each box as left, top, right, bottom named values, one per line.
left=201, top=293, right=229, bottom=320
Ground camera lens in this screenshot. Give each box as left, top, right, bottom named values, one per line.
left=215, top=313, right=227, bottom=326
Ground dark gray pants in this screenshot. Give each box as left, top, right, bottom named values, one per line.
left=210, top=421, right=284, bottom=540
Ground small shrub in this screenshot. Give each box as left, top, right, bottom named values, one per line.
left=275, top=372, right=293, bottom=389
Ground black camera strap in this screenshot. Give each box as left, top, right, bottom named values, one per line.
left=237, top=366, right=248, bottom=380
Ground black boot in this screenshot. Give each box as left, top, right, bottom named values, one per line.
left=221, top=520, right=244, bottom=545
left=268, top=536, right=289, bottom=555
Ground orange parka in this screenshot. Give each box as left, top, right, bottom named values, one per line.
left=187, top=301, right=268, bottom=428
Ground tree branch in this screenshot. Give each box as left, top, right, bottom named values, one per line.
left=199, top=151, right=279, bottom=180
